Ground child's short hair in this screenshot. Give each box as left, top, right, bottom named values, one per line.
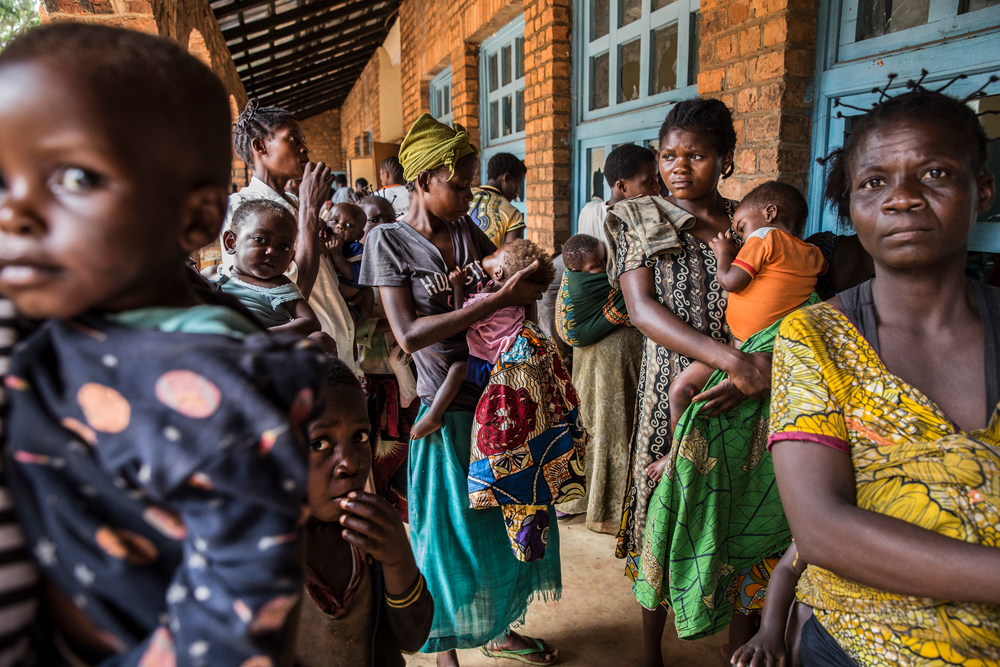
left=358, top=194, right=396, bottom=217
left=487, top=153, right=527, bottom=182
left=562, top=234, right=602, bottom=272
left=231, top=199, right=296, bottom=235
left=335, top=174, right=348, bottom=186
left=604, top=144, right=656, bottom=188
left=738, top=181, right=809, bottom=236
left=499, top=239, right=557, bottom=287
left=381, top=155, right=405, bottom=183
left=0, top=23, right=231, bottom=188
left=822, top=84, right=991, bottom=225
left=355, top=178, right=369, bottom=190
left=658, top=98, right=737, bottom=178
left=232, top=99, right=298, bottom=168
left=325, top=356, right=362, bottom=392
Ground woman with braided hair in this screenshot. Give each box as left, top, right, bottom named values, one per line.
left=224, top=99, right=366, bottom=373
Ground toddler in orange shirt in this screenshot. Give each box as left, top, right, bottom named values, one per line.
left=665, top=181, right=827, bottom=434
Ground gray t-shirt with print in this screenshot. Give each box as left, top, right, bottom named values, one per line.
left=359, top=217, right=496, bottom=411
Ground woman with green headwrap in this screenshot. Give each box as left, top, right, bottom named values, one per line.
left=359, top=114, right=561, bottom=666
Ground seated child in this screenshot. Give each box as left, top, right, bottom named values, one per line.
left=729, top=543, right=805, bottom=667
left=325, top=202, right=371, bottom=323
left=0, top=24, right=328, bottom=665
left=410, top=239, right=557, bottom=439
left=297, top=358, right=433, bottom=667
left=654, top=181, right=827, bottom=467
left=216, top=198, right=322, bottom=335
left=555, top=234, right=631, bottom=348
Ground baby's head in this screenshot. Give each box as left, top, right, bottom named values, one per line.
left=482, top=239, right=557, bottom=288
left=733, top=181, right=808, bottom=240
left=0, top=24, right=231, bottom=319
left=223, top=200, right=297, bottom=280
left=604, top=144, right=659, bottom=201
left=358, top=195, right=396, bottom=242
left=562, top=234, right=607, bottom=273
left=327, top=202, right=366, bottom=245
left=307, top=358, right=371, bottom=524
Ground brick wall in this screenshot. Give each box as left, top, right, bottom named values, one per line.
left=697, top=0, right=818, bottom=200
left=300, top=108, right=344, bottom=171
left=523, top=0, right=571, bottom=249
left=340, top=54, right=381, bottom=160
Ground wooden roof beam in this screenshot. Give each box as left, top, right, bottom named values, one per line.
left=239, top=30, right=384, bottom=83
left=231, top=2, right=394, bottom=59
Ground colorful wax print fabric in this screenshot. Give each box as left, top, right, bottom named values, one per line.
left=4, top=314, right=326, bottom=666
left=468, top=321, right=588, bottom=562
left=631, top=299, right=815, bottom=638
left=362, top=374, right=417, bottom=522
left=608, top=196, right=737, bottom=579
left=555, top=270, right=630, bottom=348
left=768, top=300, right=1000, bottom=667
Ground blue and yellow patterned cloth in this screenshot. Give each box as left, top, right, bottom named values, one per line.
left=468, top=321, right=588, bottom=562
left=769, top=300, right=1000, bottom=667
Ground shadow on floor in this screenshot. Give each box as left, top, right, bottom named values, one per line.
left=406, top=514, right=730, bottom=666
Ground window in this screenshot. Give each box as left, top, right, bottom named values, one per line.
left=430, top=67, right=452, bottom=126
left=581, top=0, right=700, bottom=119
left=479, top=16, right=527, bottom=216
left=832, top=0, right=1000, bottom=65
left=480, top=18, right=526, bottom=145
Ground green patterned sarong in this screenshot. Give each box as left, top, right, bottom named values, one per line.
left=631, top=294, right=819, bottom=639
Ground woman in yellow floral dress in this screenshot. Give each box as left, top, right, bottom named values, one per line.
left=769, top=83, right=1000, bottom=667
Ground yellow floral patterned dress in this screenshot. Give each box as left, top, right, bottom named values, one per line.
left=769, top=301, right=1000, bottom=667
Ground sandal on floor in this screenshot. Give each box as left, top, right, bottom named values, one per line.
left=479, top=636, right=559, bottom=665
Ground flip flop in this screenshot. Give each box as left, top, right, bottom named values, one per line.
left=479, top=636, right=559, bottom=665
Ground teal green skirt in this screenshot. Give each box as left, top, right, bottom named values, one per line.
left=409, top=407, right=562, bottom=652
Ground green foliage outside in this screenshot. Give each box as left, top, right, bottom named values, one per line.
left=0, top=0, right=39, bottom=50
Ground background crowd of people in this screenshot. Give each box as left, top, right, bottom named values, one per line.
left=0, top=21, right=998, bottom=667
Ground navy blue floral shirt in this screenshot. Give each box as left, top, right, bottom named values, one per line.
left=3, top=311, right=327, bottom=666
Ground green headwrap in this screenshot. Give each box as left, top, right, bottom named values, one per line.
left=398, top=113, right=479, bottom=183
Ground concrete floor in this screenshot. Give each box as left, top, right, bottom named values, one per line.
left=406, top=514, right=729, bottom=667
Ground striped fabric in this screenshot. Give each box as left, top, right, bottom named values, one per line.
left=0, top=300, right=38, bottom=667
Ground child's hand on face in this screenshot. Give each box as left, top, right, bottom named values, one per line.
left=324, top=230, right=344, bottom=255
left=730, top=629, right=787, bottom=667
left=338, top=491, right=416, bottom=569
left=709, top=230, right=739, bottom=259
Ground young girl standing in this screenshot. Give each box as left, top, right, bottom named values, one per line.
left=610, top=98, right=775, bottom=667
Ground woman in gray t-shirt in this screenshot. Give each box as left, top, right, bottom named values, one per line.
left=359, top=114, right=559, bottom=667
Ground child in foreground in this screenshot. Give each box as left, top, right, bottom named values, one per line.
left=655, top=181, right=827, bottom=448
left=410, top=239, right=556, bottom=439
left=0, top=24, right=327, bottom=665
left=297, top=358, right=433, bottom=667
left=216, top=198, right=322, bottom=334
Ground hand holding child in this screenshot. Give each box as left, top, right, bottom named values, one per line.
left=709, top=230, right=739, bottom=263
left=338, top=491, right=420, bottom=594
left=496, top=260, right=544, bottom=307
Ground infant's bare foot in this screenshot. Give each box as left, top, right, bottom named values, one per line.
left=411, top=415, right=442, bottom=441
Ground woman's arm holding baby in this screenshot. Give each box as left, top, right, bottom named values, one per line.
left=381, top=261, right=544, bottom=354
